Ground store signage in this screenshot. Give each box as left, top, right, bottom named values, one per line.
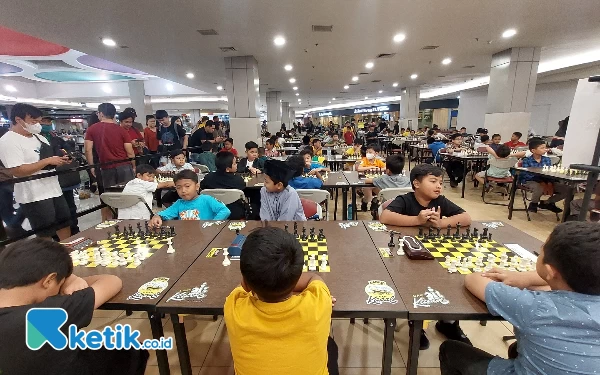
left=318, top=112, right=333, bottom=117
left=353, top=105, right=390, bottom=114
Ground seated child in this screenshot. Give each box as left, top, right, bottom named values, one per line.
left=200, top=151, right=247, bottom=220
left=520, top=138, right=568, bottom=213
left=300, top=148, right=330, bottom=175
left=237, top=141, right=265, bottom=174
left=298, top=135, right=312, bottom=153
left=287, top=155, right=324, bottom=190
left=473, top=134, right=491, bottom=150
left=264, top=138, right=280, bottom=157
left=442, top=222, right=600, bottom=374
left=194, top=143, right=218, bottom=172
left=365, top=154, right=411, bottom=189
left=324, top=133, right=343, bottom=147
left=489, top=133, right=502, bottom=152
left=158, top=149, right=194, bottom=173
left=224, top=227, right=337, bottom=375
left=357, top=144, right=386, bottom=212
left=220, top=138, right=238, bottom=157
left=149, top=169, right=230, bottom=226
left=474, top=144, right=522, bottom=187
left=0, top=238, right=148, bottom=375
left=312, top=138, right=323, bottom=156
left=259, top=159, right=306, bottom=221
left=380, top=163, right=472, bottom=349
left=119, top=164, right=174, bottom=220
left=504, top=131, right=526, bottom=148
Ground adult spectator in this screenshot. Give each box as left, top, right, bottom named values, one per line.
left=143, top=115, right=159, bottom=166
left=366, top=125, right=379, bottom=143
left=189, top=120, right=224, bottom=151
left=0, top=103, right=72, bottom=239
left=550, top=116, right=569, bottom=148
left=156, top=110, right=187, bottom=153
left=84, top=103, right=135, bottom=220
left=124, top=107, right=144, bottom=132
left=119, top=111, right=144, bottom=157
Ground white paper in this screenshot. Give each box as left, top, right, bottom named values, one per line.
left=504, top=244, right=538, bottom=261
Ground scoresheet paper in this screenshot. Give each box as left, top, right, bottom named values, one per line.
left=504, top=244, right=538, bottom=261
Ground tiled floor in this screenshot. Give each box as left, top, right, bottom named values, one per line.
left=83, top=174, right=560, bottom=374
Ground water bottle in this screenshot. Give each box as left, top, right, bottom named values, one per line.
left=347, top=204, right=353, bottom=220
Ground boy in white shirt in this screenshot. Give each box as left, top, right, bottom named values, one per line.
left=118, top=164, right=174, bottom=220
left=157, top=150, right=194, bottom=173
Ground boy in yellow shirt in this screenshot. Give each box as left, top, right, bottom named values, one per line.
left=224, top=227, right=338, bottom=375
left=356, top=144, right=386, bottom=212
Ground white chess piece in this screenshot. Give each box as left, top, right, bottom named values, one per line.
left=396, top=237, right=405, bottom=255
left=166, top=238, right=175, bottom=254
left=448, top=260, right=458, bottom=273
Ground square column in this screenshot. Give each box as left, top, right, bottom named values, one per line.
left=281, top=102, right=290, bottom=129
left=400, top=87, right=420, bottom=130
left=225, top=56, right=261, bottom=146
left=289, top=109, right=296, bottom=126
left=266, top=91, right=282, bottom=134
left=128, top=81, right=148, bottom=127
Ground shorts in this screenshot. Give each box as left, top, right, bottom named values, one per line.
left=101, top=165, right=134, bottom=188
left=476, top=171, right=486, bottom=178
left=21, top=195, right=71, bottom=237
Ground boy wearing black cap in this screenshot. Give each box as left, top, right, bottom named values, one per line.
left=260, top=160, right=307, bottom=221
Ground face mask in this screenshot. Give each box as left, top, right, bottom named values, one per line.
left=41, top=125, right=53, bottom=134
left=21, top=121, right=42, bottom=134
left=366, top=152, right=375, bottom=160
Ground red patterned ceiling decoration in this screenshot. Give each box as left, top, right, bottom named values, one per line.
left=0, top=26, right=70, bottom=56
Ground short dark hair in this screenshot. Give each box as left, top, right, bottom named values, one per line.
left=245, top=141, right=259, bottom=151
left=0, top=238, right=73, bottom=289
left=299, top=148, right=314, bottom=157
left=155, top=110, right=169, bottom=120
left=215, top=151, right=235, bottom=172
left=10, top=103, right=43, bottom=124
left=213, top=115, right=219, bottom=120
left=258, top=147, right=265, bottom=156
left=366, top=144, right=381, bottom=153
left=543, top=222, right=600, bottom=295
left=302, top=135, right=311, bottom=145
left=265, top=138, right=275, bottom=146
left=492, top=133, right=501, bottom=139
left=136, top=164, right=157, bottom=176
left=41, top=116, right=54, bottom=122
left=98, top=103, right=117, bottom=118
left=118, top=111, right=135, bottom=122
left=385, top=154, right=405, bottom=174
left=286, top=155, right=305, bottom=177
left=512, top=131, right=522, bottom=139
left=224, top=138, right=233, bottom=144
left=449, top=133, right=462, bottom=141
left=427, top=129, right=435, bottom=136
left=480, top=135, right=490, bottom=143
left=496, top=145, right=511, bottom=158
left=146, top=115, right=155, bottom=124
left=174, top=169, right=198, bottom=184
left=353, top=139, right=364, bottom=146
left=312, top=138, right=321, bottom=145
left=170, top=149, right=185, bottom=158
left=460, top=127, right=466, bottom=130
left=409, top=164, right=443, bottom=190
left=123, top=107, right=137, bottom=117
left=240, top=227, right=304, bottom=302
left=528, top=138, right=546, bottom=151
left=205, top=120, right=214, bottom=128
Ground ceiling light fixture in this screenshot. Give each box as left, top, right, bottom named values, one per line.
left=273, top=36, right=286, bottom=46
left=365, top=61, right=374, bottom=69
left=295, top=93, right=299, bottom=96
left=393, top=33, right=406, bottom=43
left=186, top=73, right=195, bottom=79
left=352, top=76, right=359, bottom=82
left=292, top=86, right=298, bottom=90
left=392, top=82, right=399, bottom=87
left=4, top=85, right=17, bottom=92
left=289, top=78, right=296, bottom=83
left=102, top=85, right=112, bottom=94
left=166, top=83, right=174, bottom=91
left=216, top=85, right=223, bottom=91
left=329, top=101, right=331, bottom=104
left=332, top=98, right=336, bottom=101
left=378, top=90, right=383, bottom=93
left=344, top=85, right=349, bottom=89
left=365, top=96, right=369, bottom=99
left=284, top=64, right=293, bottom=71
left=298, top=98, right=302, bottom=101
left=457, top=95, right=461, bottom=99
left=502, top=29, right=517, bottom=38
left=102, top=38, right=117, bottom=47
left=410, top=74, right=418, bottom=80
left=442, top=58, right=452, bottom=65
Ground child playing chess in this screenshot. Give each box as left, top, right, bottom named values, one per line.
left=236, top=141, right=265, bottom=174
left=364, top=154, right=411, bottom=189
left=300, top=149, right=330, bottom=175
left=312, top=138, right=324, bottom=156
left=442, top=222, right=600, bottom=374
left=119, top=164, right=174, bottom=220
left=344, top=139, right=364, bottom=170
left=0, top=238, right=149, bottom=375
left=380, top=163, right=472, bottom=349
left=504, top=131, right=526, bottom=148
left=149, top=169, right=230, bottom=227
left=286, top=155, right=324, bottom=190
left=259, top=159, right=307, bottom=221
left=357, top=144, right=386, bottom=212
left=157, top=149, right=194, bottom=173
left=264, top=138, right=280, bottom=157
left=520, top=138, right=568, bottom=213
left=224, top=227, right=338, bottom=375
left=200, top=151, right=247, bottom=219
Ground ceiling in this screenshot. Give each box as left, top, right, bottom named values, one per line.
left=1, top=0, right=600, bottom=112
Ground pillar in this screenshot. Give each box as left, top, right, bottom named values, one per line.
left=281, top=102, right=290, bottom=130
left=484, top=47, right=540, bottom=141
left=224, top=56, right=261, bottom=146
left=266, top=91, right=282, bottom=134
left=128, top=81, right=147, bottom=127
left=400, top=87, right=419, bottom=130
left=289, top=109, right=296, bottom=127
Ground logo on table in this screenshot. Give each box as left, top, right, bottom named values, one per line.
left=26, top=308, right=172, bottom=350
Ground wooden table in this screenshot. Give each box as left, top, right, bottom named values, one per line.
left=440, top=152, right=489, bottom=198
left=157, top=221, right=407, bottom=375
left=281, top=146, right=300, bottom=154
left=62, top=219, right=227, bottom=375
left=508, top=167, right=595, bottom=222
left=323, top=154, right=361, bottom=171
left=407, top=144, right=431, bottom=170
left=343, top=171, right=375, bottom=220
left=364, top=221, right=543, bottom=375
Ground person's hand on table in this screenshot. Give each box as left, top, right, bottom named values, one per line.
left=60, top=274, right=89, bottom=295
left=482, top=268, right=530, bottom=289
left=149, top=215, right=163, bottom=228
left=427, top=206, right=442, bottom=227
left=248, top=167, right=261, bottom=174
left=417, top=208, right=434, bottom=225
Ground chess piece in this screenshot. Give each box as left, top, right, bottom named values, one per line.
left=388, top=232, right=395, bottom=248
left=107, top=231, right=112, bottom=240
left=137, top=222, right=142, bottom=231
left=236, top=228, right=240, bottom=235
left=128, top=224, right=134, bottom=235
left=396, top=237, right=405, bottom=256
left=448, top=260, right=458, bottom=273
left=485, top=254, right=494, bottom=267
left=309, top=227, right=316, bottom=240
left=318, top=228, right=325, bottom=240
left=418, top=227, right=423, bottom=237
left=222, top=249, right=231, bottom=266
left=320, top=257, right=328, bottom=271
left=482, top=228, right=488, bottom=238
left=488, top=233, right=492, bottom=242
left=294, top=222, right=298, bottom=233
left=428, top=227, right=434, bottom=239
left=473, top=228, right=478, bottom=238
left=170, top=226, right=176, bottom=237
left=114, top=225, right=120, bottom=235
left=284, top=224, right=289, bottom=232
left=308, top=255, right=317, bottom=271
left=301, top=227, right=307, bottom=241
left=446, top=224, right=452, bottom=237
left=436, top=227, right=441, bottom=238
left=167, top=238, right=175, bottom=254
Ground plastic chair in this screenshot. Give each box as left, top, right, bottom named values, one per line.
left=191, top=163, right=210, bottom=173
left=100, top=192, right=153, bottom=217
left=481, top=158, right=517, bottom=206
left=378, top=187, right=413, bottom=202
left=300, top=198, right=320, bottom=220
left=377, top=198, right=396, bottom=218
left=200, top=189, right=245, bottom=205
left=296, top=189, right=331, bottom=220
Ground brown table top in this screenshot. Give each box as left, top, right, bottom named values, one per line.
left=157, top=221, right=407, bottom=318
left=62, top=219, right=227, bottom=310
left=440, top=152, right=489, bottom=160
left=241, top=171, right=349, bottom=189
left=364, top=221, right=543, bottom=320
left=512, top=167, right=594, bottom=182
left=343, top=170, right=374, bottom=187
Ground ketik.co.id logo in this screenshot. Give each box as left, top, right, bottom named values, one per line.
left=26, top=308, right=172, bottom=350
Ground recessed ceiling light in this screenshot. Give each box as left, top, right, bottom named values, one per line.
left=102, top=85, right=112, bottom=93
left=402, top=89, right=407, bottom=93
left=442, top=58, right=452, bottom=65
left=393, top=33, right=406, bottom=43
left=410, top=74, right=418, bottom=80
left=216, top=85, right=223, bottom=91
left=378, top=90, right=383, bottom=93
left=344, top=85, right=350, bottom=89
left=352, top=76, right=359, bottom=82
left=102, top=38, right=116, bottom=47
left=502, top=29, right=517, bottom=38
left=292, top=86, right=298, bottom=90
left=298, top=98, right=302, bottom=101
left=457, top=95, right=461, bottom=99
left=52, top=107, right=57, bottom=109
left=329, top=101, right=331, bottom=104
left=186, top=72, right=195, bottom=79
left=365, top=61, right=374, bottom=69
left=289, top=78, right=296, bottom=83
left=284, top=64, right=293, bottom=71
left=166, top=83, right=174, bottom=91
left=274, top=36, right=286, bottom=46
left=256, top=87, right=259, bottom=92
left=332, top=98, right=336, bottom=100
left=4, top=85, right=17, bottom=92
left=295, top=93, right=299, bottom=96
left=392, top=82, right=399, bottom=87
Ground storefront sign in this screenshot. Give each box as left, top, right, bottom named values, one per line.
left=354, top=105, right=390, bottom=114
left=318, top=112, right=333, bottom=117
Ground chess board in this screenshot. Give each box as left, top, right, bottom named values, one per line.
left=415, top=235, right=533, bottom=275
left=298, top=237, right=330, bottom=272
left=71, top=235, right=171, bottom=268
left=361, top=172, right=383, bottom=179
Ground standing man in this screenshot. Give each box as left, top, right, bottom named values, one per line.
left=0, top=103, right=72, bottom=239
left=84, top=103, right=135, bottom=220
left=155, top=110, right=187, bottom=154
left=119, top=111, right=144, bottom=158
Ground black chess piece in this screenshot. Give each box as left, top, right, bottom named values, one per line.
left=488, top=233, right=492, bottom=242
left=318, top=228, right=325, bottom=240
left=446, top=224, right=452, bottom=237
left=418, top=227, right=424, bottom=237
left=170, top=226, right=175, bottom=237
left=466, top=228, right=471, bottom=238
left=436, top=227, right=441, bottom=238
left=144, top=221, right=149, bottom=233
left=473, top=228, right=478, bottom=238
left=128, top=224, right=134, bottom=235
left=284, top=224, right=289, bottom=232
left=107, top=231, right=112, bottom=240
left=114, top=225, right=120, bottom=235
left=309, top=227, right=315, bottom=240
left=236, top=229, right=240, bottom=235
left=301, top=227, right=307, bottom=241
left=388, top=232, right=395, bottom=248
left=294, top=222, right=298, bottom=233
left=482, top=228, right=489, bottom=238
left=137, top=222, right=142, bottom=231
left=428, top=227, right=434, bottom=239
left=455, top=223, right=461, bottom=238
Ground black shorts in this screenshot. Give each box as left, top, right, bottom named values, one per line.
left=101, top=165, right=134, bottom=188
left=21, top=195, right=71, bottom=236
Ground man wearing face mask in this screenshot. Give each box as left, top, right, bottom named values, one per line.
left=0, top=103, right=72, bottom=239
